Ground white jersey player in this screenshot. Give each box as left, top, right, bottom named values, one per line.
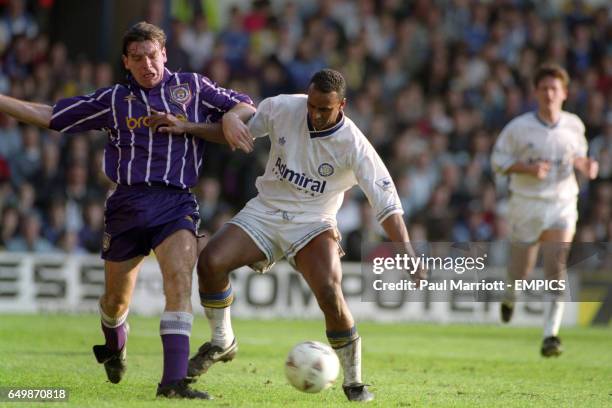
left=235, top=92, right=403, bottom=268
left=186, top=69, right=415, bottom=402
left=492, top=64, right=598, bottom=357
left=492, top=110, right=587, bottom=241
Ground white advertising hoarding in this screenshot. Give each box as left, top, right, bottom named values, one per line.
left=0, top=253, right=577, bottom=326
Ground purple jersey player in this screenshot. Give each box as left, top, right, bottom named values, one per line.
left=0, top=22, right=255, bottom=399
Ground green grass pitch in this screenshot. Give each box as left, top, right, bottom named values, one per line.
left=1, top=315, right=610, bottom=407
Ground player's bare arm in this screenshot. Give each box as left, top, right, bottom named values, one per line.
left=506, top=160, right=551, bottom=180
left=573, top=156, right=599, bottom=179
left=0, top=94, right=53, bottom=128
left=149, top=111, right=225, bottom=142
left=381, top=213, right=425, bottom=280
left=380, top=213, right=410, bottom=242
left=149, top=102, right=256, bottom=153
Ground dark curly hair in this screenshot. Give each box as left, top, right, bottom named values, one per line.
left=310, top=69, right=346, bottom=100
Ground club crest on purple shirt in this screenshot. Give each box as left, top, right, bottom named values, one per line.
left=169, top=83, right=192, bottom=105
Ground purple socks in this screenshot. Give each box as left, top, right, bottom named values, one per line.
left=159, top=311, right=193, bottom=386
left=99, top=303, right=128, bottom=352
left=101, top=321, right=127, bottom=351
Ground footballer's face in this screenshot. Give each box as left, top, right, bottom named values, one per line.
left=122, top=40, right=167, bottom=89
left=307, top=84, right=346, bottom=131
left=534, top=76, right=567, bottom=113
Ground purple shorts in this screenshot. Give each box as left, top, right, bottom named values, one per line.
left=102, top=184, right=200, bottom=262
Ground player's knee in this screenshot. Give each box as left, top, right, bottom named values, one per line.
left=197, top=246, right=229, bottom=277
left=101, top=293, right=130, bottom=317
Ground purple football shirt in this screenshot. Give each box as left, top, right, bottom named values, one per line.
left=49, top=68, right=253, bottom=189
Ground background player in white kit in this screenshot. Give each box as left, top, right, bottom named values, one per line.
left=186, top=69, right=415, bottom=402
left=491, top=64, right=598, bottom=357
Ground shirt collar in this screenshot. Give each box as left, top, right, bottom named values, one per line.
left=307, top=112, right=345, bottom=139
left=533, top=111, right=561, bottom=129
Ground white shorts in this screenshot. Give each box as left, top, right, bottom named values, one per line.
left=228, top=197, right=343, bottom=273
left=507, top=195, right=578, bottom=243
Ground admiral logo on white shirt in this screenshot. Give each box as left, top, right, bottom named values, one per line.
left=273, top=157, right=327, bottom=194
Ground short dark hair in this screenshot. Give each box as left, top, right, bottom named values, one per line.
left=310, top=69, right=346, bottom=100
left=122, top=21, right=166, bottom=56
left=533, top=63, right=570, bottom=88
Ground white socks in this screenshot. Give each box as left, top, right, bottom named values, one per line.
left=334, top=337, right=362, bottom=386
left=99, top=301, right=128, bottom=328
left=543, top=299, right=565, bottom=338
left=205, top=306, right=234, bottom=348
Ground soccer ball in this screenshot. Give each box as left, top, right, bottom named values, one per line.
left=285, top=341, right=340, bottom=393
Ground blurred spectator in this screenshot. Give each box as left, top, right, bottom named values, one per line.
left=5, top=211, right=54, bottom=252
left=145, top=0, right=167, bottom=30
left=94, top=62, right=113, bottom=89
left=195, top=176, right=226, bottom=226
left=336, top=189, right=361, bottom=235
left=63, top=161, right=91, bottom=232
left=344, top=196, right=384, bottom=262
left=207, top=207, right=234, bottom=236
left=165, top=19, right=190, bottom=72
left=420, top=185, right=454, bottom=241
left=179, top=14, right=214, bottom=71
left=452, top=202, right=493, bottom=242
left=0, top=204, right=19, bottom=248
left=79, top=200, right=104, bottom=253
left=590, top=114, right=612, bottom=181
left=206, top=56, right=231, bottom=86
left=0, top=115, right=21, bottom=157
left=259, top=56, right=292, bottom=98
left=9, top=125, right=40, bottom=185
left=0, top=0, right=610, bottom=255
left=33, top=140, right=62, bottom=208
left=0, top=0, right=38, bottom=53
left=42, top=197, right=66, bottom=246
left=243, top=0, right=271, bottom=33
left=0, top=153, right=9, bottom=181
left=0, top=179, right=13, bottom=213
left=17, top=182, right=35, bottom=213
left=218, top=6, right=250, bottom=68
left=287, top=38, right=326, bottom=90
left=56, top=229, right=86, bottom=254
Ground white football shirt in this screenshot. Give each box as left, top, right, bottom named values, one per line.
left=248, top=94, right=403, bottom=223
left=492, top=111, right=587, bottom=201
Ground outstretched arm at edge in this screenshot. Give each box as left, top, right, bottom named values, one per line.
left=0, top=94, right=53, bottom=128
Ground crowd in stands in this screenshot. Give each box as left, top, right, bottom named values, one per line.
left=0, top=0, right=610, bottom=260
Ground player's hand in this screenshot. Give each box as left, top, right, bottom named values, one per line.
left=222, top=111, right=254, bottom=153
left=530, top=161, right=551, bottom=180
left=396, top=242, right=427, bottom=283
left=149, top=112, right=190, bottom=134
left=574, top=157, right=599, bottom=180
left=409, top=264, right=428, bottom=284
